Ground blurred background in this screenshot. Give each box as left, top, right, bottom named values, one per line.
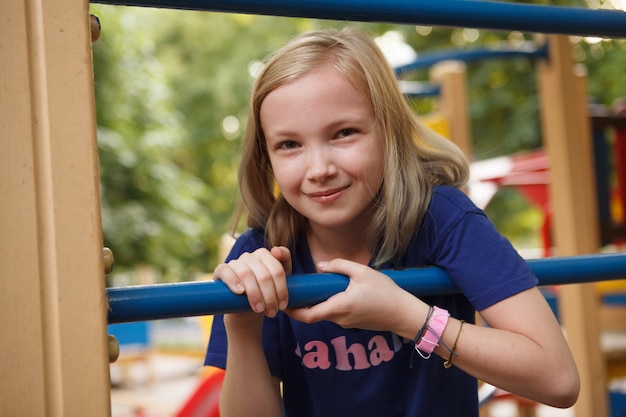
left=91, top=0, right=626, bottom=284
left=89, top=1, right=626, bottom=415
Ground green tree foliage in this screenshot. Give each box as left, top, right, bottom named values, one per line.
left=91, top=2, right=626, bottom=280
left=93, top=6, right=225, bottom=280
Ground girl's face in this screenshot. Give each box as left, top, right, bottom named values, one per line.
left=261, top=64, right=384, bottom=233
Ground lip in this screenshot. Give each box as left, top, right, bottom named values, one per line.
left=305, top=186, right=348, bottom=203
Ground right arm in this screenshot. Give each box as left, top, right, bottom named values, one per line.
left=220, top=315, right=282, bottom=417
left=214, top=246, right=291, bottom=417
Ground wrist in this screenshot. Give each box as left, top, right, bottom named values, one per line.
left=392, top=293, right=432, bottom=340
left=415, top=306, right=450, bottom=358
left=224, top=313, right=264, bottom=340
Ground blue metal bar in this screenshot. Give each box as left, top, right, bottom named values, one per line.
left=394, top=44, right=549, bottom=78
left=107, top=253, right=626, bottom=323
left=89, top=0, right=626, bottom=38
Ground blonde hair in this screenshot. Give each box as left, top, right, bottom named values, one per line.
left=235, top=27, right=469, bottom=267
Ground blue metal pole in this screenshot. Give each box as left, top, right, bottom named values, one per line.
left=395, top=44, right=548, bottom=97
left=107, top=253, right=626, bottom=323
left=394, top=44, right=549, bottom=78
left=89, top=0, right=626, bottom=39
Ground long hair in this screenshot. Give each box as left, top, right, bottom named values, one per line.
left=235, top=27, right=469, bottom=267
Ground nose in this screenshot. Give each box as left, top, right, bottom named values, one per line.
left=306, top=145, right=337, bottom=182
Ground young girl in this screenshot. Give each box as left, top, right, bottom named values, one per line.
left=205, top=27, right=579, bottom=417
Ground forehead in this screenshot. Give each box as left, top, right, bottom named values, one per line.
left=260, top=65, right=371, bottom=123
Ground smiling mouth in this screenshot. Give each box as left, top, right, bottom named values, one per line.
left=306, top=186, right=348, bottom=202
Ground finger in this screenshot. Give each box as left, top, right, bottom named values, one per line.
left=285, top=305, right=326, bottom=324
left=285, top=307, right=317, bottom=324
left=258, top=249, right=290, bottom=314
left=286, top=291, right=347, bottom=324
left=270, top=246, right=292, bottom=274
left=227, top=252, right=278, bottom=315
left=235, top=249, right=290, bottom=317
left=213, top=263, right=245, bottom=294
left=268, top=247, right=291, bottom=309
left=317, top=258, right=369, bottom=281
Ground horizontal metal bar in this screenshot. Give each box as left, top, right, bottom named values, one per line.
left=107, top=253, right=626, bottom=323
left=394, top=44, right=549, bottom=77
left=89, top=0, right=626, bottom=39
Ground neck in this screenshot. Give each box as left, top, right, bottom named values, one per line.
left=306, top=222, right=372, bottom=267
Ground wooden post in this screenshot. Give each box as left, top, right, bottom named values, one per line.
left=431, top=60, right=473, bottom=159
left=0, top=0, right=111, bottom=416
left=537, top=35, right=608, bottom=417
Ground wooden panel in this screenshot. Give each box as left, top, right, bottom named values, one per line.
left=538, top=35, right=607, bottom=417
left=0, top=2, right=48, bottom=413
left=0, top=0, right=111, bottom=415
left=431, top=61, right=473, bottom=159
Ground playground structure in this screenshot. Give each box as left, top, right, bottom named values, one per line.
left=2, top=1, right=626, bottom=417
left=103, top=33, right=626, bottom=416
left=393, top=44, right=626, bottom=258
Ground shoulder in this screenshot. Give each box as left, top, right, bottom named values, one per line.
left=390, top=186, right=483, bottom=267
left=421, top=186, right=485, bottom=234
left=429, top=185, right=483, bottom=216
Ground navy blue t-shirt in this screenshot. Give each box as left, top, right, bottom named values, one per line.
left=205, top=186, right=537, bottom=417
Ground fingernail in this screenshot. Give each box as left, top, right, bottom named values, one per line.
left=317, top=261, right=328, bottom=269
left=255, top=302, right=264, bottom=313
left=267, top=309, right=277, bottom=317
left=234, top=283, right=244, bottom=293
left=279, top=301, right=288, bottom=310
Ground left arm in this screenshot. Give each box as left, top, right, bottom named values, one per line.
left=436, top=286, right=579, bottom=408
left=288, top=259, right=580, bottom=408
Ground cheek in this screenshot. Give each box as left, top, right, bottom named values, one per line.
left=349, top=149, right=384, bottom=193
left=270, top=160, right=300, bottom=194
left=365, top=166, right=384, bottom=197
